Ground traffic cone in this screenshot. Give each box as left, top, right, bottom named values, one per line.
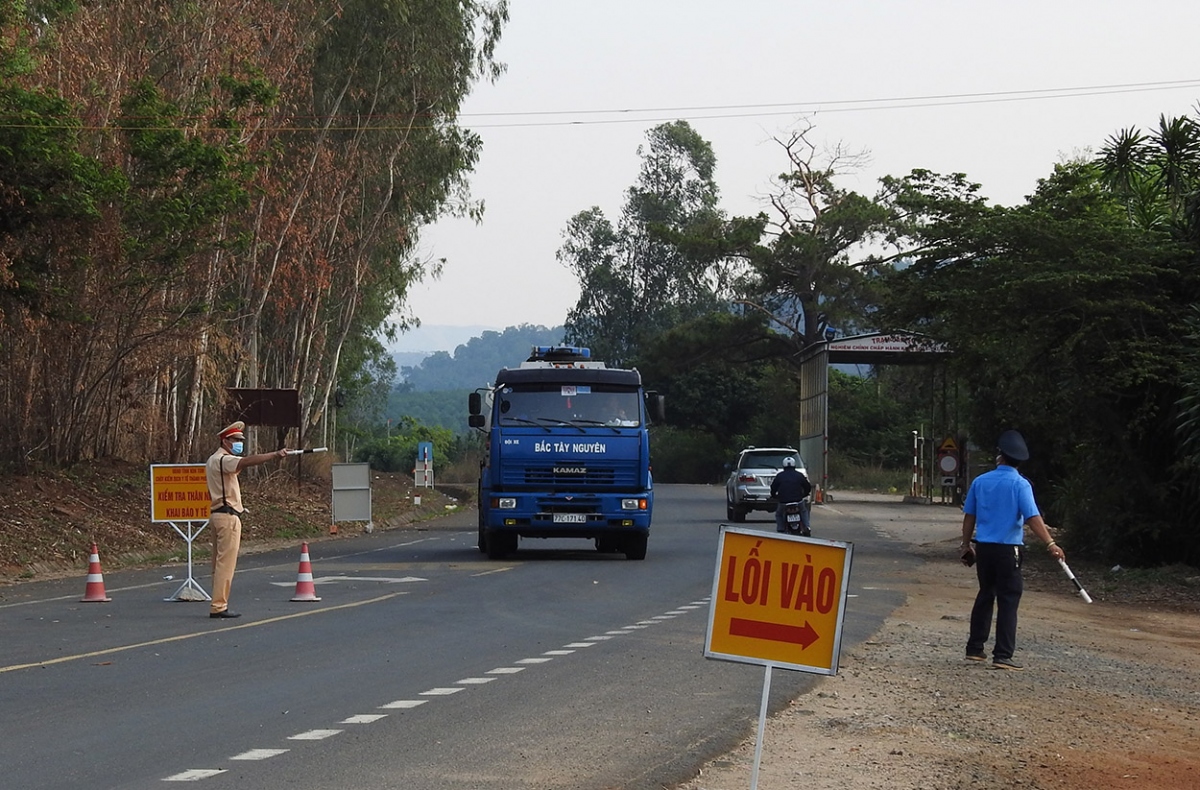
left=80, top=542, right=112, bottom=602
left=289, top=542, right=321, bottom=602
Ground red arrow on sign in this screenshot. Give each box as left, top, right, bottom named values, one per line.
left=729, top=617, right=820, bottom=649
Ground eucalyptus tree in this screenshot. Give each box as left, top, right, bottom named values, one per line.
left=0, top=0, right=509, bottom=468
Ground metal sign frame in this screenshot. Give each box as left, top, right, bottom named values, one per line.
left=149, top=464, right=212, bottom=602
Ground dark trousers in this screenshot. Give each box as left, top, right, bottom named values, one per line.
left=967, top=542, right=1024, bottom=660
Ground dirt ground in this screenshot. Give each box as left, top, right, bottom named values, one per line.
left=676, top=494, right=1200, bottom=790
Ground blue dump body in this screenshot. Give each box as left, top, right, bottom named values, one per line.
left=470, top=347, right=654, bottom=560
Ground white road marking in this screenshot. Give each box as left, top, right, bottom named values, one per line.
left=380, top=699, right=427, bottom=709
left=288, top=729, right=342, bottom=740
left=542, top=650, right=574, bottom=656
left=515, top=657, right=552, bottom=664
left=341, top=714, right=388, bottom=724
left=420, top=687, right=464, bottom=695
left=606, top=630, right=633, bottom=635
left=230, top=749, right=289, bottom=761
left=584, top=635, right=614, bottom=641
left=269, top=576, right=425, bottom=587
left=163, top=769, right=227, bottom=781
left=652, top=614, right=676, bottom=620
left=456, top=677, right=496, bottom=685
left=487, top=666, right=526, bottom=674
left=563, top=642, right=596, bottom=648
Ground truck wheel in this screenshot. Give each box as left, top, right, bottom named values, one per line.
left=596, top=537, right=620, bottom=553
left=731, top=505, right=747, bottom=523
left=486, top=530, right=517, bottom=560
left=478, top=524, right=487, bottom=553
left=726, top=500, right=735, bottom=521
left=623, top=533, right=648, bottom=560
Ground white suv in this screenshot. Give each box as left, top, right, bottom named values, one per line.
left=725, top=447, right=808, bottom=522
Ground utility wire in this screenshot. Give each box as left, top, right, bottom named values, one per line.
left=1, top=78, right=1197, bottom=133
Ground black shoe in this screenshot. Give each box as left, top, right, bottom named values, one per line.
left=991, top=657, right=1023, bottom=670
left=965, top=651, right=986, bottom=662
left=209, top=610, right=242, bottom=619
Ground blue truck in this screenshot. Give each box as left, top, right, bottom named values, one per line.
left=468, top=346, right=662, bottom=560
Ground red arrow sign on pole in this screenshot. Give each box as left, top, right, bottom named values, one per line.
left=729, top=618, right=820, bottom=649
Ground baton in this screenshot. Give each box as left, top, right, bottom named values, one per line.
left=1057, top=558, right=1093, bottom=604
left=286, top=447, right=328, bottom=455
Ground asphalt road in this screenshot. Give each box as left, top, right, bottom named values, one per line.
left=0, top=484, right=912, bottom=790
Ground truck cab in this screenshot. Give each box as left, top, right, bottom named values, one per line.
left=469, top=346, right=660, bottom=560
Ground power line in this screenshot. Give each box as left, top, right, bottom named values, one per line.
left=461, top=79, right=1200, bottom=128
left=1, top=78, right=1197, bottom=133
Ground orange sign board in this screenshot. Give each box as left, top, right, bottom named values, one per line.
left=705, top=527, right=853, bottom=675
left=150, top=464, right=211, bottom=522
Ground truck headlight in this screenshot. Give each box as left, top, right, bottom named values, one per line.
left=621, top=498, right=647, bottom=510
left=492, top=497, right=517, bottom=509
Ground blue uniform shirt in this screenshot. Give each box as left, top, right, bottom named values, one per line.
left=962, top=465, right=1040, bottom=545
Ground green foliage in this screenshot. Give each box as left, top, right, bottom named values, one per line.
left=387, top=388, right=473, bottom=434
left=399, top=324, right=564, bottom=392
left=877, top=157, right=1200, bottom=565
left=117, top=79, right=252, bottom=268
left=828, top=368, right=920, bottom=469
left=354, top=418, right=456, bottom=473
left=647, top=426, right=728, bottom=483
left=560, top=121, right=729, bottom=364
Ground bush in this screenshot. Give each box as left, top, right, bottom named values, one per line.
left=650, top=426, right=729, bottom=483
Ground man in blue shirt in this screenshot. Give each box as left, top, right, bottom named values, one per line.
left=960, top=430, right=1066, bottom=670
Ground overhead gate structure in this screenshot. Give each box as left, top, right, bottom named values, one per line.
left=798, top=332, right=949, bottom=501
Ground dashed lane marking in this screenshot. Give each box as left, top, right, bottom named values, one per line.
left=159, top=596, right=711, bottom=782
left=163, top=769, right=227, bottom=781
left=341, top=715, right=388, bottom=724
left=230, top=749, right=289, bottom=761
left=288, top=729, right=342, bottom=741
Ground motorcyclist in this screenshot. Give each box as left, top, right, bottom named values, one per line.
left=770, top=456, right=812, bottom=535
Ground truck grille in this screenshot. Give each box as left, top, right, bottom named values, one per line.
left=500, top=463, right=639, bottom=489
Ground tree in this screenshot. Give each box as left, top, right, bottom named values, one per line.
left=734, top=123, right=892, bottom=352
left=877, top=160, right=1199, bottom=564
left=0, top=0, right=509, bottom=469
left=559, top=121, right=731, bottom=365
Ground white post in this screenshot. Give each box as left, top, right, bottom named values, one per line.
left=749, top=664, right=773, bottom=790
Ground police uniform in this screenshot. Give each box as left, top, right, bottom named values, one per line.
left=963, top=430, right=1040, bottom=663
left=206, top=422, right=247, bottom=617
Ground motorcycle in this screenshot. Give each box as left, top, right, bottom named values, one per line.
left=781, top=501, right=810, bottom=536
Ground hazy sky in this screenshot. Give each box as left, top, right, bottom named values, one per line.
left=400, top=0, right=1200, bottom=344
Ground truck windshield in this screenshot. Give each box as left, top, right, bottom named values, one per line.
left=496, top=387, right=641, bottom=427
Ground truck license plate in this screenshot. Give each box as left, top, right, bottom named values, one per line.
left=552, top=513, right=587, bottom=523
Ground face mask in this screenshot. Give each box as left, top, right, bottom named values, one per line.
left=231, top=441, right=244, bottom=456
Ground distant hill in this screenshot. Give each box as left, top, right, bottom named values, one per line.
left=397, top=324, right=565, bottom=393
left=388, top=323, right=503, bottom=354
